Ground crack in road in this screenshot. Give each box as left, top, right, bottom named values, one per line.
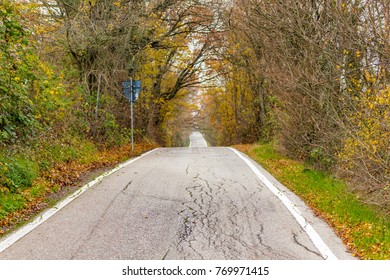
left=256, top=224, right=273, bottom=253
left=0, top=147, right=349, bottom=260
left=175, top=170, right=273, bottom=259
left=122, top=180, right=133, bottom=193
left=173, top=168, right=317, bottom=259
left=70, top=188, right=128, bottom=259
left=292, top=231, right=323, bottom=259
left=162, top=249, right=170, bottom=260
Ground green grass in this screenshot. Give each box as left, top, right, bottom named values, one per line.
left=0, top=155, right=39, bottom=193
left=0, top=135, right=158, bottom=234
left=0, top=136, right=98, bottom=224
left=238, top=142, right=390, bottom=259
left=0, top=193, right=26, bottom=221
left=37, top=137, right=98, bottom=168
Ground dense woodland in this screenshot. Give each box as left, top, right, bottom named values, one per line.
left=0, top=0, right=389, bottom=218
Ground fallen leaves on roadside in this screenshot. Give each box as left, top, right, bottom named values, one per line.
left=234, top=143, right=390, bottom=260
left=0, top=141, right=158, bottom=237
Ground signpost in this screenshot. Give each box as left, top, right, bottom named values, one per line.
left=122, top=79, right=142, bottom=152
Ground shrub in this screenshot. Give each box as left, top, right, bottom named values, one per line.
left=0, top=155, right=38, bottom=193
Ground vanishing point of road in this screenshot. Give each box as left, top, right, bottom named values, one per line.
left=0, top=132, right=354, bottom=260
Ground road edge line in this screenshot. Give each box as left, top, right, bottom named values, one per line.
left=228, top=147, right=338, bottom=260
left=0, top=148, right=159, bottom=254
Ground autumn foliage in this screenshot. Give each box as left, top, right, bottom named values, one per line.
left=202, top=0, right=389, bottom=209
left=0, top=0, right=389, bottom=255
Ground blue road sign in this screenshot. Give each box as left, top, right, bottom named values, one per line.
left=132, top=80, right=142, bottom=103
left=122, top=80, right=142, bottom=103
left=122, top=81, right=132, bottom=102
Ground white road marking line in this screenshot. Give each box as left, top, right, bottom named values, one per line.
left=229, top=147, right=338, bottom=260
left=0, top=148, right=159, bottom=254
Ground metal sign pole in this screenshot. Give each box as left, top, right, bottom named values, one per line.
left=130, top=78, right=134, bottom=152
left=122, top=78, right=141, bottom=153
left=95, top=73, right=102, bottom=117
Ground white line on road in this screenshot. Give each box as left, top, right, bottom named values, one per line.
left=229, top=147, right=338, bottom=260
left=0, top=148, right=159, bottom=254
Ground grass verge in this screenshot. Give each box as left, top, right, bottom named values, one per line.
left=0, top=140, right=158, bottom=236
left=233, top=143, right=390, bottom=260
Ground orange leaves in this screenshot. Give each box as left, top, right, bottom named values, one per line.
left=231, top=144, right=253, bottom=155
left=0, top=140, right=158, bottom=237
left=43, top=163, right=82, bottom=189
left=0, top=196, right=47, bottom=236
left=235, top=143, right=390, bottom=259
left=41, top=141, right=158, bottom=191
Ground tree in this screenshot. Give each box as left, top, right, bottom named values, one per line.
left=202, top=0, right=389, bottom=207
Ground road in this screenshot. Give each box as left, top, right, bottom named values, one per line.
left=0, top=132, right=353, bottom=260
left=189, top=131, right=208, bottom=147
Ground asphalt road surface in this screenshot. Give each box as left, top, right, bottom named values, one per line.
left=0, top=132, right=354, bottom=260
left=189, top=131, right=208, bottom=147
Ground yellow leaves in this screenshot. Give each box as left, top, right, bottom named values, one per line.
left=339, top=81, right=389, bottom=177
left=340, top=3, right=352, bottom=15
left=377, top=87, right=390, bottom=105
left=363, top=70, right=377, bottom=84
left=0, top=140, right=158, bottom=235
left=356, top=50, right=361, bottom=58
left=88, top=0, right=97, bottom=7
left=37, top=60, right=55, bottom=80
left=35, top=25, right=46, bottom=35
left=0, top=186, right=9, bottom=194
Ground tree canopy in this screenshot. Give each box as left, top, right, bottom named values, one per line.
left=0, top=0, right=389, bottom=208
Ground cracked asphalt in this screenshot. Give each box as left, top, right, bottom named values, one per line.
left=0, top=132, right=354, bottom=260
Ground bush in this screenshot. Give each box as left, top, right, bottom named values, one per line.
left=0, top=1, right=39, bottom=145
left=0, top=155, right=38, bottom=193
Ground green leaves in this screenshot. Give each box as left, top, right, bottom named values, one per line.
left=0, top=155, right=38, bottom=193
left=0, top=0, right=37, bottom=145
